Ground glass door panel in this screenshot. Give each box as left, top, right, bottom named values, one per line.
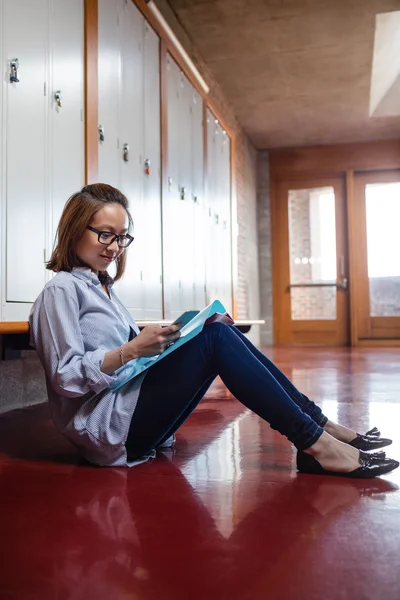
left=288, top=187, right=338, bottom=320
left=366, top=182, right=400, bottom=317
left=275, top=178, right=349, bottom=345
left=353, top=172, right=400, bottom=341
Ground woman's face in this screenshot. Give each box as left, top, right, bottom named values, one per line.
left=76, top=203, right=130, bottom=273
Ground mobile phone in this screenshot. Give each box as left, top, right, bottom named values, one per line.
left=171, top=310, right=199, bottom=327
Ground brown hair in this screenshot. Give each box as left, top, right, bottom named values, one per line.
left=46, top=183, right=134, bottom=282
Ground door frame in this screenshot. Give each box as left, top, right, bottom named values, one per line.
left=348, top=169, right=400, bottom=346
left=272, top=176, right=350, bottom=345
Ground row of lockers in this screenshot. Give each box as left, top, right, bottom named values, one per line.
left=0, top=0, right=233, bottom=322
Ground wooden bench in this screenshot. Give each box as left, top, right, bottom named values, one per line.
left=0, top=320, right=265, bottom=360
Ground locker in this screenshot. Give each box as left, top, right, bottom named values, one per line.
left=114, top=0, right=144, bottom=316
left=142, top=22, right=162, bottom=319
left=192, top=88, right=206, bottom=309
left=4, top=0, right=48, bottom=304
left=179, top=73, right=195, bottom=311
left=50, top=0, right=85, bottom=259
left=98, top=0, right=120, bottom=188
left=1, top=0, right=84, bottom=320
left=164, top=55, right=182, bottom=319
left=98, top=1, right=163, bottom=320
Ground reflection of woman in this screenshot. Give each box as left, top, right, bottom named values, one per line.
left=29, top=184, right=398, bottom=477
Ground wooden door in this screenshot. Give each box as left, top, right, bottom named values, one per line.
left=351, top=170, right=400, bottom=342
left=273, top=178, right=350, bottom=345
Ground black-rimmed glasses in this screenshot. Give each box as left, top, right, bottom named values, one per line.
left=87, top=226, right=134, bottom=248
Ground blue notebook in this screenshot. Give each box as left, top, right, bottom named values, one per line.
left=112, top=300, right=230, bottom=391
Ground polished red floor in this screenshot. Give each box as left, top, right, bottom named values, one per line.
left=1, top=347, right=400, bottom=600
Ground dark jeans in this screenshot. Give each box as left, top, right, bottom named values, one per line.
left=125, top=323, right=328, bottom=459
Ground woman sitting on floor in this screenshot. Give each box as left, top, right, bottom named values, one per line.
left=29, top=184, right=398, bottom=477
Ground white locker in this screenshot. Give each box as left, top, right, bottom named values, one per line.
left=179, top=73, right=195, bottom=311
left=206, top=112, right=219, bottom=304
left=164, top=55, right=206, bottom=318
left=98, top=0, right=120, bottom=188
left=1, top=0, right=84, bottom=321
left=164, top=55, right=182, bottom=319
left=206, top=110, right=233, bottom=313
left=192, top=88, right=206, bottom=309
left=50, top=0, right=85, bottom=254
left=3, top=0, right=48, bottom=304
left=142, top=22, right=162, bottom=319
left=98, top=0, right=162, bottom=320
left=114, top=0, right=144, bottom=316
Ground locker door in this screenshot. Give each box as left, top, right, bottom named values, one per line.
left=113, top=0, right=144, bottom=317
left=220, top=130, right=233, bottom=313
left=50, top=0, right=85, bottom=258
left=0, top=0, right=3, bottom=320
left=206, top=111, right=219, bottom=304
left=163, top=55, right=182, bottom=319
left=4, top=0, right=48, bottom=304
left=98, top=0, right=121, bottom=188
left=179, top=72, right=195, bottom=310
left=142, top=21, right=162, bottom=319
left=192, top=89, right=206, bottom=309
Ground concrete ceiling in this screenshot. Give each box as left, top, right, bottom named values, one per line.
left=167, top=0, right=400, bottom=149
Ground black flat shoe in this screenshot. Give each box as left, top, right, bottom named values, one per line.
left=349, top=432, right=392, bottom=451
left=297, top=451, right=399, bottom=478
left=360, top=450, right=386, bottom=462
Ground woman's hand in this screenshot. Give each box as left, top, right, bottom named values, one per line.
left=127, top=324, right=182, bottom=358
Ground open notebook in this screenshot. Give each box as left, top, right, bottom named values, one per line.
left=112, top=300, right=233, bottom=391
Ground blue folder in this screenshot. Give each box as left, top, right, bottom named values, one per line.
left=112, top=300, right=227, bottom=391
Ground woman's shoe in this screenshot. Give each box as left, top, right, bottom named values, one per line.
left=360, top=450, right=386, bottom=462
left=349, top=429, right=392, bottom=451
left=297, top=451, right=399, bottom=478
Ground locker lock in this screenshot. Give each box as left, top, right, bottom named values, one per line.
left=123, top=143, right=130, bottom=162
left=54, top=90, right=63, bottom=108
left=144, top=158, right=151, bottom=175
left=193, top=195, right=199, bottom=205
left=98, top=124, right=105, bottom=143
left=10, top=58, right=20, bottom=83
left=180, top=186, right=186, bottom=201
left=215, top=213, right=219, bottom=225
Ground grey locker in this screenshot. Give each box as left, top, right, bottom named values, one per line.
left=3, top=0, right=48, bottom=305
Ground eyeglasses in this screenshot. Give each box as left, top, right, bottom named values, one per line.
left=87, top=226, right=134, bottom=248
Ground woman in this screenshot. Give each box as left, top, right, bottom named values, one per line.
left=29, top=184, right=398, bottom=477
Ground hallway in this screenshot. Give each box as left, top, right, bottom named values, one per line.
left=0, top=347, right=399, bottom=600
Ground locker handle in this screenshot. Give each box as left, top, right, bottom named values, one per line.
left=54, top=90, right=63, bottom=108
left=193, top=195, right=199, bottom=205
left=123, top=143, right=130, bottom=162
left=180, top=186, right=186, bottom=201
left=10, top=58, right=20, bottom=83
left=98, top=124, right=105, bottom=143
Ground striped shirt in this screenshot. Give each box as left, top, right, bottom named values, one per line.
left=29, top=267, right=152, bottom=467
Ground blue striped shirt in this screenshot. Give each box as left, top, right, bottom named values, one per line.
left=29, top=267, right=151, bottom=467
